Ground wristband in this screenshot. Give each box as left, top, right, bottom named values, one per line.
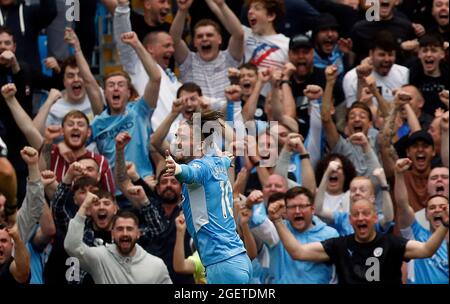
left=380, top=185, right=390, bottom=192
left=279, top=80, right=291, bottom=88
left=300, top=153, right=310, bottom=160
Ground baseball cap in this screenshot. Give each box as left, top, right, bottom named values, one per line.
left=289, top=34, right=313, bottom=50
left=406, top=130, right=434, bottom=148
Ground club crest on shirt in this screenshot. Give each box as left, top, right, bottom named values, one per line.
left=373, top=247, right=383, bottom=257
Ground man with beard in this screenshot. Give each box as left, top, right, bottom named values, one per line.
left=165, top=111, right=252, bottom=284
left=115, top=131, right=194, bottom=283
left=350, top=0, right=416, bottom=64
left=313, top=13, right=354, bottom=77
left=269, top=197, right=449, bottom=284
left=286, top=34, right=344, bottom=137
left=38, top=110, right=115, bottom=193
left=65, top=194, right=172, bottom=284
left=397, top=131, right=437, bottom=212
left=170, top=0, right=243, bottom=101
left=395, top=159, right=449, bottom=284
left=343, top=31, right=409, bottom=109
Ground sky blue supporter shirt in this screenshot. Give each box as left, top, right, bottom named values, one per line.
left=269, top=216, right=338, bottom=284
left=333, top=211, right=394, bottom=236
left=177, top=155, right=246, bottom=267
left=402, top=220, right=448, bottom=284
left=90, top=98, right=154, bottom=179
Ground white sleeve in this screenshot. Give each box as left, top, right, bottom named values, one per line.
left=250, top=217, right=280, bottom=248
left=64, top=213, right=98, bottom=273
left=113, top=4, right=147, bottom=96
left=305, top=100, right=323, bottom=169
left=343, top=70, right=357, bottom=108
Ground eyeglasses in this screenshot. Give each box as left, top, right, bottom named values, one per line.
left=286, top=204, right=312, bottom=211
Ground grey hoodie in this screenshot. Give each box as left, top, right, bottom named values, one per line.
left=64, top=213, right=172, bottom=284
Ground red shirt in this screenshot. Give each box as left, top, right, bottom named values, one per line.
left=50, top=145, right=115, bottom=193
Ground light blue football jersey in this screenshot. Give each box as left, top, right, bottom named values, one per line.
left=177, top=155, right=246, bottom=267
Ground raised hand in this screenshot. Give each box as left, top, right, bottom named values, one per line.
left=125, top=161, right=140, bottom=181
left=224, top=85, right=242, bottom=102
left=121, top=31, right=140, bottom=48
left=1, top=83, right=17, bottom=100
left=115, top=132, right=132, bottom=151
left=268, top=200, right=285, bottom=222
left=164, top=150, right=178, bottom=176
left=126, top=185, right=148, bottom=206
left=245, top=190, right=264, bottom=208
left=20, top=146, right=39, bottom=165
left=47, top=89, right=62, bottom=104
left=412, top=23, right=426, bottom=37
left=270, top=69, right=283, bottom=88
left=325, top=65, right=338, bottom=83
left=64, top=27, right=80, bottom=49
left=239, top=203, right=252, bottom=226
left=177, top=0, right=193, bottom=11
left=41, top=170, right=57, bottom=187
left=63, top=161, right=86, bottom=184
left=81, top=191, right=98, bottom=211
left=44, top=125, right=63, bottom=143
left=326, top=160, right=342, bottom=175
left=227, top=67, right=240, bottom=85
left=0, top=50, right=17, bottom=68
left=175, top=212, right=186, bottom=232
left=44, top=57, right=61, bottom=73
left=337, top=37, right=353, bottom=54
left=303, top=84, right=323, bottom=100
left=395, top=158, right=412, bottom=173
left=258, top=68, right=272, bottom=83
left=439, top=90, right=449, bottom=109
left=373, top=167, right=387, bottom=185
left=356, top=63, right=372, bottom=80
left=282, top=62, right=296, bottom=80
left=348, top=132, right=370, bottom=152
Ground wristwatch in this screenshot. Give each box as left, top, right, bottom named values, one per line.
left=380, top=185, right=390, bottom=192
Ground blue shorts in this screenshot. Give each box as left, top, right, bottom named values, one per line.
left=206, top=252, right=253, bottom=284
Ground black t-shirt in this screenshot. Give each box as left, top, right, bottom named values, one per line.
left=409, top=60, right=449, bottom=116
left=350, top=18, right=415, bottom=64
left=130, top=10, right=171, bottom=42
left=290, top=67, right=345, bottom=138
left=0, top=257, right=29, bottom=284
left=321, top=233, right=408, bottom=284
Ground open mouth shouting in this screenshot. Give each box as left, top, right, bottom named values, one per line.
left=423, top=58, right=436, bottom=71
left=435, top=184, right=445, bottom=195
left=356, top=223, right=369, bottom=235
left=438, top=12, right=449, bottom=24
left=249, top=17, right=257, bottom=28
left=72, top=83, right=83, bottom=96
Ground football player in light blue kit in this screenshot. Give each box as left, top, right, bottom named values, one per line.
left=164, top=111, right=252, bottom=284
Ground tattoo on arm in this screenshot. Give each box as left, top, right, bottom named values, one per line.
left=115, top=149, right=129, bottom=185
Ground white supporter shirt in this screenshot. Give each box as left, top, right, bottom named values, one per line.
left=46, top=93, right=95, bottom=127
left=343, top=64, right=409, bottom=108
left=243, top=26, right=289, bottom=96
